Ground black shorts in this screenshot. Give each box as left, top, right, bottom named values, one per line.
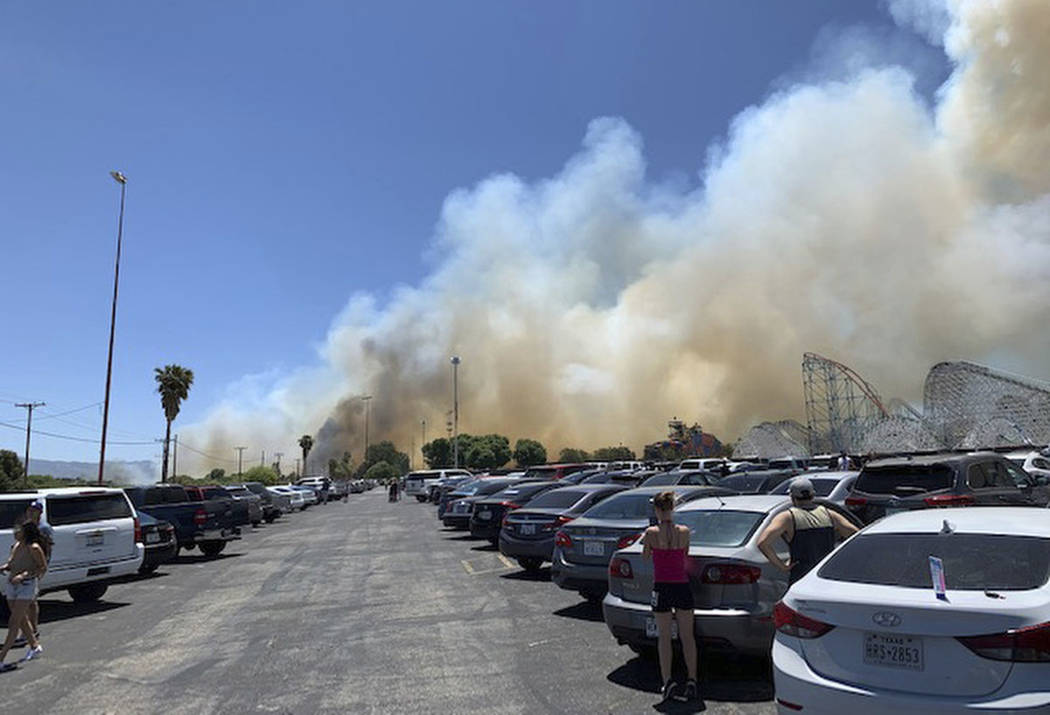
left=651, top=582, right=694, bottom=612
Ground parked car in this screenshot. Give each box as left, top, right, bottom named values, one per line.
left=773, top=507, right=1050, bottom=714
left=442, top=478, right=526, bottom=529
left=718, top=469, right=797, bottom=494
left=329, top=480, right=349, bottom=500
left=1005, top=449, right=1050, bottom=484
left=845, top=452, right=1050, bottom=525
left=184, top=484, right=254, bottom=530
left=242, top=481, right=282, bottom=521
left=429, top=474, right=478, bottom=503
left=640, top=469, right=723, bottom=488
left=405, top=469, right=474, bottom=502
left=558, top=468, right=606, bottom=485
left=265, top=485, right=296, bottom=513
left=224, top=485, right=264, bottom=526
left=296, top=476, right=331, bottom=503
left=769, top=472, right=859, bottom=504
left=551, top=485, right=735, bottom=603
left=0, top=488, right=143, bottom=607
left=500, top=484, right=629, bottom=572
left=678, top=458, right=728, bottom=472
left=581, top=469, right=644, bottom=486
left=519, top=463, right=593, bottom=481
left=288, top=484, right=319, bottom=507
left=468, top=481, right=563, bottom=544
left=603, top=494, right=860, bottom=658
left=124, top=484, right=240, bottom=556
left=437, top=478, right=482, bottom=519
left=349, top=480, right=366, bottom=494
left=137, top=511, right=178, bottom=574
left=768, top=457, right=806, bottom=472
left=268, top=485, right=305, bottom=511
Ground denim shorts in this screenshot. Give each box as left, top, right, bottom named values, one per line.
left=3, top=577, right=38, bottom=601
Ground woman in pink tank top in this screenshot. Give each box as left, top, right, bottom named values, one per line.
left=641, top=491, right=700, bottom=704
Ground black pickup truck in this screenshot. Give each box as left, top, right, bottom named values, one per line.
left=123, top=485, right=241, bottom=557
left=184, top=485, right=253, bottom=529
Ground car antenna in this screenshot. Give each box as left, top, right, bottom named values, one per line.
left=940, top=519, right=955, bottom=535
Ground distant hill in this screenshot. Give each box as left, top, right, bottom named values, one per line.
left=28, top=458, right=156, bottom=485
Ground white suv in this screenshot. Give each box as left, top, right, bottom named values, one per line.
left=0, top=487, right=144, bottom=604
left=404, top=469, right=472, bottom=502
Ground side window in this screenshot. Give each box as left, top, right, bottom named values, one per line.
left=1002, top=462, right=1033, bottom=489
left=1033, top=458, right=1050, bottom=470
left=967, top=464, right=988, bottom=489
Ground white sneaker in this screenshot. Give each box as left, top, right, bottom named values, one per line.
left=19, top=646, right=42, bottom=663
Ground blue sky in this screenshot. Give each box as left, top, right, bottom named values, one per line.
left=0, top=1, right=944, bottom=466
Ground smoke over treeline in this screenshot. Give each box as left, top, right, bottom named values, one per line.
left=182, top=0, right=1050, bottom=475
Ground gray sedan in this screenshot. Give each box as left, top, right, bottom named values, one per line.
left=768, top=471, right=859, bottom=504
left=601, top=494, right=860, bottom=657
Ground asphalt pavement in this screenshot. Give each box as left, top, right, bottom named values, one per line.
left=1, top=490, right=776, bottom=714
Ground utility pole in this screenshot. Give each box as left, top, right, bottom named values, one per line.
left=15, top=402, right=44, bottom=487
left=421, top=418, right=427, bottom=468
left=235, top=446, right=246, bottom=476
left=260, top=450, right=265, bottom=468
left=451, top=356, right=461, bottom=468
left=172, top=434, right=178, bottom=478
left=361, top=395, right=373, bottom=458
left=274, top=452, right=283, bottom=475
left=99, top=170, right=127, bottom=485
left=294, top=458, right=301, bottom=477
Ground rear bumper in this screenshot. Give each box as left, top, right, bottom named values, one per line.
left=442, top=514, right=471, bottom=529
left=602, top=592, right=772, bottom=655
left=469, top=519, right=500, bottom=540
left=41, top=546, right=145, bottom=593
left=772, top=637, right=1050, bottom=714
left=550, top=550, right=607, bottom=594
left=499, top=533, right=554, bottom=561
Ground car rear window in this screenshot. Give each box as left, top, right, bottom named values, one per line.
left=475, top=480, right=517, bottom=496
left=719, top=475, right=766, bottom=493
left=675, top=510, right=766, bottom=548
left=770, top=478, right=839, bottom=497
left=855, top=464, right=954, bottom=494
left=818, top=533, right=1050, bottom=590
left=527, top=489, right=585, bottom=509
left=46, top=494, right=133, bottom=526
left=583, top=492, right=655, bottom=520
left=641, top=473, right=680, bottom=486
left=522, top=468, right=556, bottom=480
left=0, top=499, right=34, bottom=529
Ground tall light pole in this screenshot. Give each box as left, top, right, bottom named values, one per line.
left=361, top=395, right=373, bottom=458
left=99, top=170, right=127, bottom=485
left=420, top=418, right=427, bottom=465
left=15, top=401, right=44, bottom=487
left=235, top=446, right=246, bottom=476
left=450, top=356, right=461, bottom=468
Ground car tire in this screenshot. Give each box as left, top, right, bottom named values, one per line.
left=68, top=582, right=108, bottom=603
left=582, top=590, right=604, bottom=605
left=415, top=495, right=427, bottom=503
left=517, top=557, right=543, bottom=573
left=138, top=564, right=159, bottom=575
left=199, top=541, right=226, bottom=558
left=628, top=643, right=658, bottom=660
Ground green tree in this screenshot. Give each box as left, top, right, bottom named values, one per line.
left=0, top=449, right=24, bottom=492
left=513, top=438, right=547, bottom=467
left=359, top=441, right=409, bottom=476
left=464, top=434, right=511, bottom=470
left=206, top=467, right=226, bottom=482
left=328, top=451, right=353, bottom=479
left=298, top=434, right=314, bottom=475
left=364, top=460, right=399, bottom=483
left=558, top=447, right=590, bottom=463
left=242, top=465, right=280, bottom=485
left=592, top=446, right=636, bottom=461
left=421, top=438, right=452, bottom=468
left=154, top=364, right=194, bottom=483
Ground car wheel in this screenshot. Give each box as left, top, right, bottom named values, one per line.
left=582, top=590, right=604, bottom=605
left=199, top=541, right=226, bottom=558
left=138, top=564, right=159, bottom=575
left=415, top=496, right=427, bottom=502
left=68, top=582, right=108, bottom=603
left=517, top=557, right=543, bottom=573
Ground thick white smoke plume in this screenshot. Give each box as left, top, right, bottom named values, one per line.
left=182, top=0, right=1050, bottom=474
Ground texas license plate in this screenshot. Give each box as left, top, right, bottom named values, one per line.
left=583, top=540, right=604, bottom=557
left=864, top=632, right=923, bottom=670
left=478, top=510, right=492, bottom=521
left=146, top=532, right=161, bottom=544
left=645, top=617, right=678, bottom=639
left=86, top=532, right=104, bottom=547
left=519, top=524, right=536, bottom=535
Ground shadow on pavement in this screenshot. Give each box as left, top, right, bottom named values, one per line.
left=500, top=567, right=552, bottom=583
left=111, top=570, right=172, bottom=585
left=443, top=533, right=478, bottom=540
left=551, top=600, right=604, bottom=622
left=172, top=551, right=245, bottom=565
left=18, top=598, right=132, bottom=626
left=607, top=653, right=773, bottom=707
left=470, top=543, right=498, bottom=552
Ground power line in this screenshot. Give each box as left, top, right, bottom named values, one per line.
left=0, top=420, right=154, bottom=445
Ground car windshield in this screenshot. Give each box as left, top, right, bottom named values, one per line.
left=770, top=478, right=839, bottom=497
left=582, top=492, right=655, bottom=520
left=526, top=489, right=585, bottom=509
left=854, top=464, right=953, bottom=494
left=674, top=510, right=767, bottom=548
left=819, top=533, right=1050, bottom=590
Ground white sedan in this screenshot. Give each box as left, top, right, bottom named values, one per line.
left=773, top=507, right=1050, bottom=714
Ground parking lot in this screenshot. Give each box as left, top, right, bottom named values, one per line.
left=3, top=489, right=773, bottom=714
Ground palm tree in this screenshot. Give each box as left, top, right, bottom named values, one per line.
left=298, top=434, right=314, bottom=476
left=155, top=364, right=194, bottom=482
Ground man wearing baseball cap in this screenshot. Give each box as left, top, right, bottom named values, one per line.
left=15, top=500, right=53, bottom=648
left=757, top=477, right=858, bottom=584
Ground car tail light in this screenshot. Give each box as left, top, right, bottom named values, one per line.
left=616, top=532, right=642, bottom=549
left=554, top=515, right=574, bottom=526
left=702, top=563, right=761, bottom=584
left=958, top=621, right=1050, bottom=662
left=133, top=517, right=142, bottom=544
left=845, top=496, right=867, bottom=507
left=555, top=530, right=572, bottom=548
left=923, top=494, right=976, bottom=507
left=500, top=501, right=521, bottom=510
left=609, top=557, right=633, bottom=579
left=194, top=508, right=207, bottom=527
left=774, top=602, right=834, bottom=639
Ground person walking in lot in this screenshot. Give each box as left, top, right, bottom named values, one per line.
left=0, top=521, right=47, bottom=671
left=17, top=500, right=53, bottom=648
left=757, top=477, right=858, bottom=585
left=642, top=491, right=700, bottom=704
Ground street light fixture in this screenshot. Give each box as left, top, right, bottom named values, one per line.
left=98, top=170, right=127, bottom=485
left=450, top=356, right=461, bottom=468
